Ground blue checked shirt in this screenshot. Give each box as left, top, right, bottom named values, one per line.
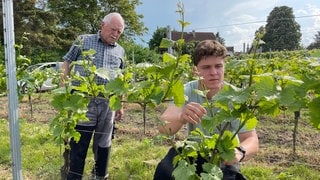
left=63, top=31, right=125, bottom=86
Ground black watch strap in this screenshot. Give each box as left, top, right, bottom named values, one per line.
left=236, top=146, right=246, bottom=162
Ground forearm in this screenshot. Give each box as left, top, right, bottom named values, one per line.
left=239, top=130, right=259, bottom=161
left=61, top=61, right=71, bottom=86
left=158, top=115, right=185, bottom=135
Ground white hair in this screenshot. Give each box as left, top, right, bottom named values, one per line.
left=102, top=12, right=125, bottom=29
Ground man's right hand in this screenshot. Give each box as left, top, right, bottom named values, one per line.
left=179, top=102, right=207, bottom=125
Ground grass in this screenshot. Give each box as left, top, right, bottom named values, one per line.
left=0, top=92, right=320, bottom=179
left=310, top=49, right=320, bottom=57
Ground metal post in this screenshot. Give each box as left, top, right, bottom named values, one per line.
left=167, top=25, right=173, bottom=54
left=2, top=0, right=23, bottom=179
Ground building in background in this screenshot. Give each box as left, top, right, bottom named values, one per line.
left=167, top=27, right=234, bottom=56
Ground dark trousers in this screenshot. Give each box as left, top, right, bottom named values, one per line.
left=66, top=125, right=112, bottom=180
left=153, top=147, right=247, bottom=180
left=67, top=125, right=95, bottom=180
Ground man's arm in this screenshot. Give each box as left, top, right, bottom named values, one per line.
left=237, top=129, right=259, bottom=161
left=158, top=105, right=185, bottom=135
left=60, top=61, right=71, bottom=86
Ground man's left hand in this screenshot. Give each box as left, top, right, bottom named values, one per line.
left=114, top=108, right=124, bottom=121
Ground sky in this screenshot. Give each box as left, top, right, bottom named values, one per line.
left=135, top=0, right=320, bottom=52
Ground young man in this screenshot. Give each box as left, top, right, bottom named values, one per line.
left=154, top=40, right=259, bottom=179
left=62, top=12, right=125, bottom=180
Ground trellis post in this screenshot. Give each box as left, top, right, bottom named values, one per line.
left=2, top=0, right=23, bottom=179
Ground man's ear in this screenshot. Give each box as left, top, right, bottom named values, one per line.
left=101, top=21, right=105, bottom=28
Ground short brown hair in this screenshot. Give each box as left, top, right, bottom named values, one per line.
left=193, top=40, right=227, bottom=66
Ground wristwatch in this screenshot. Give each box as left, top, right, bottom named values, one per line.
left=236, top=146, right=246, bottom=162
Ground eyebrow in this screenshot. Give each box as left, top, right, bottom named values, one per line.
left=111, top=26, right=123, bottom=33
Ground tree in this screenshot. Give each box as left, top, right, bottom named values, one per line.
left=1, top=0, right=62, bottom=63
left=253, top=26, right=266, bottom=42
left=121, top=40, right=162, bottom=64
left=48, top=0, right=146, bottom=39
left=307, top=31, right=320, bottom=50
left=148, top=27, right=168, bottom=52
left=215, top=32, right=225, bottom=46
left=262, top=6, right=302, bottom=52
left=248, top=26, right=265, bottom=53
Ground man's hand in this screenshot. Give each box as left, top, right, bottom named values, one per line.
left=179, top=102, right=206, bottom=124
left=114, top=108, right=124, bottom=121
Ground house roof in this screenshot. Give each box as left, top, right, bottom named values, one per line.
left=171, top=31, right=216, bottom=42
left=168, top=30, right=235, bottom=54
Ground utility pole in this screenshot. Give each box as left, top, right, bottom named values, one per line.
left=2, top=0, right=23, bottom=179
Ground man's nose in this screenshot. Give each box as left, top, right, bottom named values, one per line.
left=209, top=67, right=217, bottom=74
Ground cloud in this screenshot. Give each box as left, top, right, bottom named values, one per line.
left=224, top=0, right=275, bottom=17
left=297, top=4, right=320, bottom=46
left=137, top=0, right=320, bottom=50
left=307, top=4, right=320, bottom=28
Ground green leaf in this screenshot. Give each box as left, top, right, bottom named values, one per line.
left=95, top=68, right=110, bottom=80
left=63, top=94, right=89, bottom=112
left=213, top=83, right=250, bottom=110
left=202, top=135, right=217, bottom=150
left=109, top=95, right=122, bottom=111
left=279, top=84, right=298, bottom=106
left=309, top=97, right=320, bottom=130
left=149, top=86, right=165, bottom=106
left=217, top=131, right=238, bottom=161
left=177, top=20, right=191, bottom=29
left=162, top=53, right=176, bottom=64
left=201, top=115, right=219, bottom=134
left=172, top=80, right=185, bottom=107
left=159, top=38, right=174, bottom=49
left=257, top=96, right=280, bottom=116
left=176, top=39, right=185, bottom=49
left=201, top=163, right=223, bottom=180
left=282, top=75, right=304, bottom=85
left=251, top=74, right=277, bottom=99
left=193, top=89, right=207, bottom=98
left=240, top=113, right=258, bottom=130
left=279, top=83, right=307, bottom=110
left=51, top=94, right=68, bottom=110
left=104, top=77, right=128, bottom=95
left=172, top=160, right=197, bottom=180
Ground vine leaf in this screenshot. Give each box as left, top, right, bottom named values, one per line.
left=309, top=97, right=320, bottom=130
left=95, top=68, right=111, bottom=80
left=109, top=95, right=122, bottom=111
left=251, top=74, right=276, bottom=99
left=159, top=38, right=174, bottom=49
left=171, top=80, right=185, bottom=107
left=200, top=163, right=223, bottom=180
left=241, top=113, right=258, bottom=131
left=172, top=160, right=197, bottom=180
left=216, top=131, right=238, bottom=161
left=257, top=97, right=279, bottom=116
